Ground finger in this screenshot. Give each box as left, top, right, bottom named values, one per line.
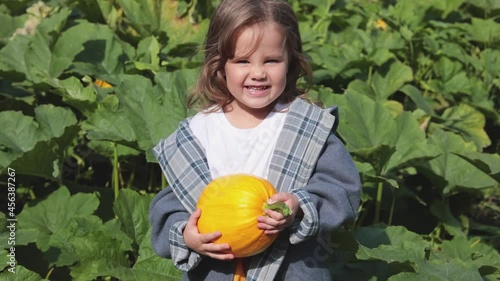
left=269, top=192, right=288, bottom=204
left=264, top=209, right=285, bottom=221
left=206, top=252, right=235, bottom=260
left=200, top=231, right=222, bottom=243
left=187, top=209, right=201, bottom=226
left=264, top=229, right=280, bottom=235
left=204, top=242, right=231, bottom=253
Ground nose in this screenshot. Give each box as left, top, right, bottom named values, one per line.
left=250, top=65, right=266, bottom=80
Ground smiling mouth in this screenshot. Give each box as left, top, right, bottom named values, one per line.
left=245, top=86, right=270, bottom=91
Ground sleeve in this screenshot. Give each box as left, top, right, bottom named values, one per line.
left=148, top=186, right=204, bottom=271
left=288, top=132, right=361, bottom=244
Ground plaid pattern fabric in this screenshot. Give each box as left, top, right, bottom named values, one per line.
left=153, top=98, right=337, bottom=280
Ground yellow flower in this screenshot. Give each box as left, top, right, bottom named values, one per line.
left=94, top=79, right=113, bottom=88
left=375, top=19, right=388, bottom=31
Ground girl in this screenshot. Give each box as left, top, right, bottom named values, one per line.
left=149, top=0, right=361, bottom=280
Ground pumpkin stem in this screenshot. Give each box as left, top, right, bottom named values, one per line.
left=263, top=201, right=292, bottom=217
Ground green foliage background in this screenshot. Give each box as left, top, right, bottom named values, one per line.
left=0, top=0, right=499, bottom=280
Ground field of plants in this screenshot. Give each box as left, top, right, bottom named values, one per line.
left=0, top=0, right=499, bottom=280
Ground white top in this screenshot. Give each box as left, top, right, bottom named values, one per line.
left=189, top=104, right=288, bottom=180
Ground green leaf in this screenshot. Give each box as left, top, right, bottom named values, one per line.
left=371, top=60, right=413, bottom=101
left=388, top=258, right=483, bottom=281
left=383, top=112, right=440, bottom=174
left=427, top=0, right=467, bottom=18
left=467, top=0, right=500, bottom=10
left=338, top=93, right=439, bottom=178
left=430, top=201, right=466, bottom=237
left=116, top=0, right=159, bottom=37
left=454, top=152, right=500, bottom=181
left=399, top=84, right=436, bottom=116
left=0, top=265, right=47, bottom=280
left=82, top=70, right=195, bottom=161
left=114, top=189, right=154, bottom=248
left=17, top=186, right=100, bottom=251
left=431, top=236, right=500, bottom=273
left=0, top=11, right=27, bottom=43
left=0, top=7, right=72, bottom=82
left=345, top=79, right=375, bottom=100
left=425, top=130, right=497, bottom=193
left=441, top=104, right=491, bottom=150
left=355, top=225, right=428, bottom=264
left=0, top=105, right=77, bottom=173
left=338, top=92, right=397, bottom=150
left=48, top=216, right=131, bottom=281
left=354, top=144, right=396, bottom=176
left=102, top=228, right=183, bottom=281
left=53, top=20, right=135, bottom=76
left=133, top=36, right=161, bottom=72
left=9, top=125, right=79, bottom=179
left=467, top=18, right=500, bottom=43
left=42, top=76, right=98, bottom=116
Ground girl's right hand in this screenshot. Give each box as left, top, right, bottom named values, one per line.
left=183, top=209, right=235, bottom=260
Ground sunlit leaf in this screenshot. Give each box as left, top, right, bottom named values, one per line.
left=17, top=186, right=100, bottom=251
left=370, top=60, right=413, bottom=101
left=114, top=189, right=154, bottom=248
left=0, top=105, right=77, bottom=174
left=425, top=130, right=497, bottom=193
left=441, top=103, right=491, bottom=150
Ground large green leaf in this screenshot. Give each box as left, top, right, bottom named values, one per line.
left=47, top=216, right=132, bottom=281
left=455, top=152, right=500, bottom=182
left=42, top=76, right=98, bottom=117
left=0, top=11, right=27, bottom=43
left=467, top=18, right=500, bottom=43
left=116, top=0, right=160, bottom=37
left=0, top=105, right=77, bottom=175
left=114, top=189, right=154, bottom=248
left=424, top=129, right=497, bottom=193
left=0, top=265, right=47, bottom=280
left=399, top=84, right=436, bottom=116
left=17, top=186, right=99, bottom=251
left=338, top=92, right=397, bottom=150
left=430, top=201, right=466, bottom=238
left=431, top=236, right=500, bottom=273
left=82, top=69, right=196, bottom=161
left=427, top=0, right=467, bottom=18
left=103, top=228, right=183, bottom=280
left=440, top=103, right=491, bottom=151
left=0, top=7, right=71, bottom=82
left=53, top=20, right=135, bottom=76
left=388, top=259, right=483, bottom=281
left=355, top=225, right=427, bottom=264
left=370, top=60, right=413, bottom=101
left=355, top=226, right=492, bottom=280
left=337, top=93, right=439, bottom=179
left=383, top=112, right=440, bottom=174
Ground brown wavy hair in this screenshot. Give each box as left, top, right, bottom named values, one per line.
left=188, top=0, right=312, bottom=111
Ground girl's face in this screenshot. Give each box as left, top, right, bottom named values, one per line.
left=224, top=22, right=288, bottom=116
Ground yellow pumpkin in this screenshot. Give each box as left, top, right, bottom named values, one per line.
left=196, top=174, right=289, bottom=258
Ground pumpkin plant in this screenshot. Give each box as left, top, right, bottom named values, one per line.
left=196, top=174, right=291, bottom=257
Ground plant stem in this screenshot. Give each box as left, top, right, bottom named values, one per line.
left=367, top=65, right=373, bottom=87
left=45, top=267, right=54, bottom=279
left=374, top=181, right=383, bottom=224
left=388, top=192, right=396, bottom=226
left=113, top=142, right=119, bottom=199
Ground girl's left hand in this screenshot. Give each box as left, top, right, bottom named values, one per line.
left=257, top=192, right=301, bottom=235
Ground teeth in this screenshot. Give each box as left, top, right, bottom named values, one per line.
left=247, top=86, right=267, bottom=90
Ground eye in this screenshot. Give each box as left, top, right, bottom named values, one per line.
left=266, top=58, right=281, bottom=64
left=235, top=60, right=249, bottom=64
